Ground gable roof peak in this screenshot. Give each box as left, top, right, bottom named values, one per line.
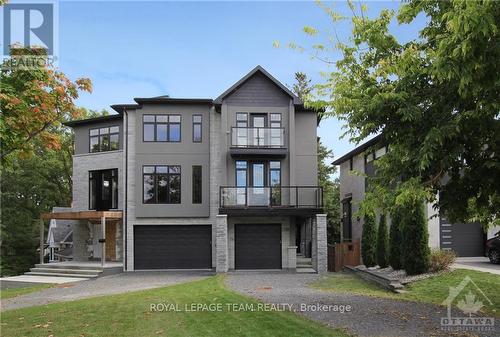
left=214, top=65, right=301, bottom=105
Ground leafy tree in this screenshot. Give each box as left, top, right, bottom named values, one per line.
left=291, top=71, right=341, bottom=243
left=361, top=212, right=377, bottom=267
left=292, top=72, right=312, bottom=101
left=318, top=142, right=341, bottom=243
left=389, top=207, right=403, bottom=270
left=283, top=0, right=499, bottom=228
left=376, top=213, right=389, bottom=268
left=0, top=108, right=107, bottom=276
left=0, top=47, right=92, bottom=162
left=401, top=201, right=430, bottom=275
left=0, top=137, right=72, bottom=276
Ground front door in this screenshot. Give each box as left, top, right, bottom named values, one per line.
left=342, top=198, right=352, bottom=241
left=105, top=222, right=117, bottom=261
left=248, top=162, right=268, bottom=206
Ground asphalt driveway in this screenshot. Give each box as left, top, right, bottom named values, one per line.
left=1, top=271, right=212, bottom=311
left=226, top=272, right=495, bottom=337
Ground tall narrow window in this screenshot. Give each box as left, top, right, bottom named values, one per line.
left=192, top=165, right=202, bottom=204
left=235, top=113, right=248, bottom=147
left=143, top=115, right=181, bottom=142
left=192, top=115, right=202, bottom=142
left=270, top=113, right=282, bottom=147
left=89, top=126, right=119, bottom=152
left=142, top=165, right=181, bottom=204
left=235, top=161, right=247, bottom=205
left=270, top=161, right=281, bottom=206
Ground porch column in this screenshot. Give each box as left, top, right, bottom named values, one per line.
left=216, top=215, right=228, bottom=273
left=101, top=216, right=106, bottom=267
left=314, top=214, right=328, bottom=273
left=39, top=217, right=44, bottom=264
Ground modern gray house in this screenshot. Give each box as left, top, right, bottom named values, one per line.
left=40, top=66, right=327, bottom=274
left=333, top=135, right=499, bottom=257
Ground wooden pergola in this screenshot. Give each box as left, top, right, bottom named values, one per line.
left=40, top=211, right=123, bottom=267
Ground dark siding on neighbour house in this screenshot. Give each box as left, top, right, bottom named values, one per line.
left=225, top=72, right=290, bottom=107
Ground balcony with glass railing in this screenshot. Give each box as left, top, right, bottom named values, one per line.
left=229, top=127, right=286, bottom=157
left=219, top=186, right=323, bottom=214
left=231, top=127, right=285, bottom=148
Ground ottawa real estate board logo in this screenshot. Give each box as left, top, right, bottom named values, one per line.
left=441, top=276, right=495, bottom=332
left=1, top=0, right=58, bottom=68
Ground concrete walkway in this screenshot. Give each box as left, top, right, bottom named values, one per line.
left=227, top=273, right=496, bottom=337
left=452, top=257, right=500, bottom=275
left=1, top=275, right=88, bottom=286
left=1, top=271, right=212, bottom=311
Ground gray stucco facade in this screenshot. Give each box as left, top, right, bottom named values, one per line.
left=64, top=66, right=327, bottom=272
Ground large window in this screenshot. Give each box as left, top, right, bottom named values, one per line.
left=192, top=115, right=202, bottom=142
left=143, top=115, right=181, bottom=142
left=89, top=169, right=118, bottom=210
left=90, top=126, right=119, bottom=152
left=143, top=165, right=181, bottom=204
left=192, top=165, right=202, bottom=204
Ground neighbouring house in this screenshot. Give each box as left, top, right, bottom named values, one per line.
left=46, top=207, right=74, bottom=262
left=332, top=135, right=499, bottom=257
left=42, top=66, right=327, bottom=273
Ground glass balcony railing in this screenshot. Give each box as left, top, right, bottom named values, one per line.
left=219, top=186, right=323, bottom=209
left=231, top=127, right=285, bottom=148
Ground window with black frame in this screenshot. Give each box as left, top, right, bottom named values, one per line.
left=89, top=169, right=118, bottom=210
left=192, top=115, right=202, bottom=142
left=192, top=165, right=202, bottom=203
left=143, top=115, right=181, bottom=142
left=143, top=165, right=181, bottom=204
left=270, top=113, right=282, bottom=147
left=89, top=126, right=119, bottom=152
left=269, top=161, right=281, bottom=205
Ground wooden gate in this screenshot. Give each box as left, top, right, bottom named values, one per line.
left=328, top=240, right=361, bottom=272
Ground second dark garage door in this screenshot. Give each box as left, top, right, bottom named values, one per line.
left=134, top=225, right=212, bottom=270
left=235, top=224, right=281, bottom=269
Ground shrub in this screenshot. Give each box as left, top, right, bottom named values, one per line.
left=401, top=201, right=431, bottom=275
left=389, top=207, right=403, bottom=270
left=376, top=214, right=389, bottom=268
left=429, top=249, right=456, bottom=272
left=361, top=212, right=377, bottom=267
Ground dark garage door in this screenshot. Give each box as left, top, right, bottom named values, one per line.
left=235, top=224, right=281, bottom=269
left=134, top=225, right=212, bottom=270
left=440, top=217, right=485, bottom=257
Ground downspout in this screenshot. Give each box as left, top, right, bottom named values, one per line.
left=123, top=108, right=128, bottom=271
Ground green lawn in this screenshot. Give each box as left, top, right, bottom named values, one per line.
left=313, top=269, right=500, bottom=316
left=1, top=284, right=53, bottom=299
left=1, top=276, right=349, bottom=337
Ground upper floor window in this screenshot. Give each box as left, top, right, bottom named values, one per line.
left=143, top=165, right=181, bottom=204
left=89, top=126, right=119, bottom=152
left=192, top=165, right=202, bottom=204
left=349, top=157, right=354, bottom=171
left=270, top=113, right=281, bottom=128
left=192, top=115, right=202, bottom=142
left=143, top=115, right=181, bottom=142
left=236, top=113, right=248, bottom=127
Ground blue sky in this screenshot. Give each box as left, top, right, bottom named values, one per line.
left=55, top=1, right=424, bottom=166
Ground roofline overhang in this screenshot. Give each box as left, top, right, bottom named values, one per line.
left=63, top=114, right=123, bottom=127
left=331, top=134, right=383, bottom=165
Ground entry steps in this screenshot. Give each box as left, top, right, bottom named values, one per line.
left=296, top=256, right=316, bottom=273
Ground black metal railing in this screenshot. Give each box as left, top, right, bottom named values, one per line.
left=219, top=186, right=323, bottom=209
left=230, top=127, right=285, bottom=148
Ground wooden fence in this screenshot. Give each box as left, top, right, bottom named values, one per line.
left=327, top=240, right=361, bottom=272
